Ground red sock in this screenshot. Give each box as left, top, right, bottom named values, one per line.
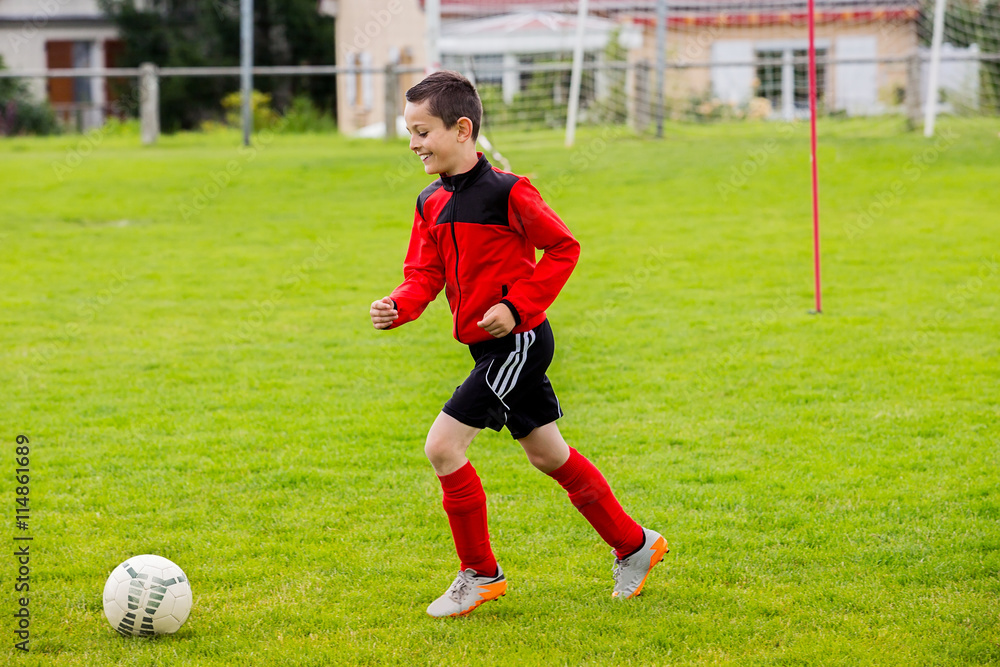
left=437, top=461, right=497, bottom=577
left=547, top=448, right=645, bottom=558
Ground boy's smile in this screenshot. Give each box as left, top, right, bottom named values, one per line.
left=404, top=100, right=478, bottom=177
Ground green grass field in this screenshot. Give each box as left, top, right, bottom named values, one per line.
left=1, top=119, right=998, bottom=666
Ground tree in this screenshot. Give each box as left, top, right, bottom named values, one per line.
left=100, top=0, right=337, bottom=132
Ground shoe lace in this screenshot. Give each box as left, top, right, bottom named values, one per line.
left=447, top=569, right=475, bottom=604
left=612, top=550, right=630, bottom=587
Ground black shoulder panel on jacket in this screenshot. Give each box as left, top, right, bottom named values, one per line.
left=416, top=180, right=444, bottom=220
left=448, top=168, right=520, bottom=227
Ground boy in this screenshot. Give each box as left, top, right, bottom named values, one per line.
left=370, top=71, right=668, bottom=618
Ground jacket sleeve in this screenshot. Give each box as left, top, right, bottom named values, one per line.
left=387, top=204, right=446, bottom=329
left=503, top=178, right=581, bottom=324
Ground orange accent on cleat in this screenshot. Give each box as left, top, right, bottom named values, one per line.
left=627, top=536, right=669, bottom=599
left=452, top=581, right=507, bottom=616
left=428, top=567, right=508, bottom=618
left=612, top=528, right=669, bottom=599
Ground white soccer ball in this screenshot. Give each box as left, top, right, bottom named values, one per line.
left=103, top=554, right=192, bottom=636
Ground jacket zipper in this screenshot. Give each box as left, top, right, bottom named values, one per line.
left=450, top=192, right=463, bottom=343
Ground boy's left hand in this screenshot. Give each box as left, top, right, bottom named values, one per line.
left=478, top=303, right=516, bottom=338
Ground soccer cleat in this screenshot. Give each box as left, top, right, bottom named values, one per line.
left=426, top=566, right=507, bottom=618
left=612, top=528, right=669, bottom=599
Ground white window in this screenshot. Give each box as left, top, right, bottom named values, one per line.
left=72, top=41, right=93, bottom=103
left=753, top=40, right=830, bottom=120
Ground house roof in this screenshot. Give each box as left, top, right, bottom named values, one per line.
left=0, top=0, right=127, bottom=22
left=0, top=16, right=114, bottom=26
left=431, top=0, right=920, bottom=27
left=440, top=10, right=642, bottom=55
left=434, top=0, right=919, bottom=13
left=633, top=4, right=920, bottom=28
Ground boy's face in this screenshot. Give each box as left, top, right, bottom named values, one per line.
left=404, top=100, right=474, bottom=176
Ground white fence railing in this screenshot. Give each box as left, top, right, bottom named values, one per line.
left=1, top=52, right=996, bottom=140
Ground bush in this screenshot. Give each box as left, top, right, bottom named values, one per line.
left=681, top=92, right=747, bottom=122
left=279, top=96, right=336, bottom=133
left=221, top=90, right=281, bottom=129
left=0, top=56, right=60, bottom=136
left=202, top=92, right=336, bottom=134
left=101, top=116, right=141, bottom=137
left=0, top=100, right=61, bottom=136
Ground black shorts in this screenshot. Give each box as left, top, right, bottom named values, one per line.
left=442, top=319, right=563, bottom=439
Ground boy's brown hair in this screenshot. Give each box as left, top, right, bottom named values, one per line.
left=406, top=70, right=482, bottom=141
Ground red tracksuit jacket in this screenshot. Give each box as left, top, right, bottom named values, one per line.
left=389, top=154, right=580, bottom=345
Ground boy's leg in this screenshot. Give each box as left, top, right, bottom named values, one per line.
left=425, top=411, right=479, bottom=476
left=425, top=412, right=497, bottom=577
left=425, top=412, right=506, bottom=617
left=518, top=422, right=668, bottom=599
left=518, top=422, right=644, bottom=557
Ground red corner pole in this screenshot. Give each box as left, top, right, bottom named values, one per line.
left=808, top=0, right=822, bottom=314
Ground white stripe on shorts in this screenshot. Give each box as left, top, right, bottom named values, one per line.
left=488, top=332, right=522, bottom=395
left=496, top=330, right=535, bottom=399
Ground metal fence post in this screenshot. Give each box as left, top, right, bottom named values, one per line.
left=905, top=50, right=922, bottom=131
left=634, top=60, right=651, bottom=133
left=139, top=63, right=160, bottom=145
left=384, top=63, right=398, bottom=140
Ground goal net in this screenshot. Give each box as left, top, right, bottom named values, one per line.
left=432, top=0, right=1000, bottom=135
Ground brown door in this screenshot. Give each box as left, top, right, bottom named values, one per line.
left=46, top=40, right=74, bottom=121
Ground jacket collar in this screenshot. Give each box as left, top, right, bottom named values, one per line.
left=440, top=153, right=490, bottom=193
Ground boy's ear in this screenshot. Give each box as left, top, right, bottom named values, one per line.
left=455, top=116, right=475, bottom=143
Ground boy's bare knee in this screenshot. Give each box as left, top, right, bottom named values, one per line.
left=425, top=432, right=464, bottom=469
left=525, top=451, right=548, bottom=470
left=423, top=413, right=478, bottom=475
left=424, top=435, right=449, bottom=465
left=524, top=449, right=561, bottom=474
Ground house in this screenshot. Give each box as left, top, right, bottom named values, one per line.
left=438, top=11, right=641, bottom=103
left=629, top=0, right=922, bottom=119
left=319, top=0, right=428, bottom=135
left=0, top=0, right=126, bottom=130
left=0, top=0, right=940, bottom=135
left=327, top=0, right=931, bottom=133
left=323, top=0, right=643, bottom=134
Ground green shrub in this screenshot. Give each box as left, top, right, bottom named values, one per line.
left=101, top=116, right=141, bottom=137
left=220, top=90, right=281, bottom=130
left=0, top=55, right=60, bottom=136
left=279, top=95, right=336, bottom=133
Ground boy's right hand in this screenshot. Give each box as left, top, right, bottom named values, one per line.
left=370, top=296, right=398, bottom=329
